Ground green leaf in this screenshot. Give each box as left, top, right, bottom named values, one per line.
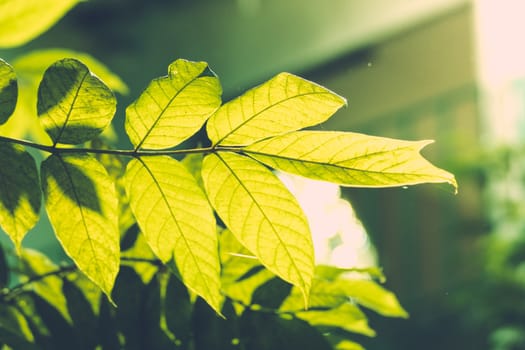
left=245, top=131, right=458, bottom=191
left=282, top=277, right=407, bottom=318
left=125, top=59, right=221, bottom=150
left=295, top=303, right=375, bottom=337
left=19, top=249, right=71, bottom=323
left=41, top=153, right=119, bottom=298
left=0, top=304, right=37, bottom=349
left=37, top=58, right=117, bottom=145
left=336, top=340, right=366, bottom=350
left=339, top=279, right=408, bottom=318
left=316, top=265, right=386, bottom=283
left=0, top=0, right=79, bottom=48
left=124, top=156, right=221, bottom=312
left=202, top=152, right=314, bottom=303
left=0, top=59, right=17, bottom=125
left=206, top=73, right=346, bottom=146
left=14, top=49, right=129, bottom=94
left=0, top=143, right=41, bottom=253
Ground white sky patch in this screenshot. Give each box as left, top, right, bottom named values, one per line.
left=276, top=171, right=377, bottom=268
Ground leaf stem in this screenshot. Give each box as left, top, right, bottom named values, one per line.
left=0, top=135, right=242, bottom=157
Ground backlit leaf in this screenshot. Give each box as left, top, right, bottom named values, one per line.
left=124, top=156, right=221, bottom=312
left=0, top=59, right=17, bottom=124
left=125, top=59, right=221, bottom=150
left=245, top=131, right=458, bottom=191
left=339, top=279, right=408, bottom=318
left=0, top=50, right=126, bottom=143
left=202, top=152, right=314, bottom=303
left=281, top=277, right=407, bottom=318
left=19, top=249, right=71, bottom=323
left=336, top=340, right=366, bottom=350
left=41, top=153, right=119, bottom=298
left=37, top=58, right=116, bottom=145
left=295, top=303, right=375, bottom=336
left=0, top=143, right=41, bottom=252
left=14, top=49, right=128, bottom=94
left=206, top=73, right=346, bottom=146
left=0, top=0, right=79, bottom=48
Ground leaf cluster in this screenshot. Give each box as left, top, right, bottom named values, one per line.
left=0, top=55, right=456, bottom=349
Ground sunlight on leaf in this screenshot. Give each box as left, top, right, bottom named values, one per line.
left=19, top=249, right=71, bottom=323
left=245, top=131, right=458, bottom=191
left=124, top=156, right=222, bottom=312
left=281, top=272, right=407, bottom=318
left=0, top=50, right=126, bottom=143
left=125, top=59, right=221, bottom=150
left=0, top=0, right=79, bottom=48
left=206, top=72, right=346, bottom=146
left=0, top=59, right=17, bottom=125
left=340, top=279, right=408, bottom=318
left=295, top=303, right=375, bottom=337
left=41, top=153, right=119, bottom=298
left=202, top=152, right=314, bottom=303
left=14, top=49, right=129, bottom=95
left=336, top=340, right=366, bottom=350
left=37, top=58, right=116, bottom=145
left=0, top=143, right=41, bottom=253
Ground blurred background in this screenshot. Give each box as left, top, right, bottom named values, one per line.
left=3, top=0, right=525, bottom=349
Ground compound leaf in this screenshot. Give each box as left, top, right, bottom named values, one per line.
left=0, top=0, right=79, bottom=48
left=124, top=156, right=221, bottom=312
left=245, top=131, right=457, bottom=191
left=41, top=153, right=119, bottom=298
left=125, top=59, right=221, bottom=150
left=206, top=73, right=346, bottom=146
left=0, top=59, right=17, bottom=124
left=0, top=143, right=41, bottom=253
left=37, top=58, right=116, bottom=145
left=202, top=152, right=314, bottom=304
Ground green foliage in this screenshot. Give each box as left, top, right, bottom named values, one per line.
left=0, top=55, right=457, bottom=349
left=0, top=0, right=80, bottom=48
left=0, top=3, right=458, bottom=348
left=0, top=59, right=17, bottom=125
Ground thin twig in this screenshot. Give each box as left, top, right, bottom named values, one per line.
left=0, top=135, right=243, bottom=157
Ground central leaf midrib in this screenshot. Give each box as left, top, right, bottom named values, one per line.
left=216, top=152, right=309, bottom=292
left=134, top=73, right=202, bottom=151
left=138, top=158, right=215, bottom=301
left=57, top=155, right=104, bottom=287
left=53, top=69, right=89, bottom=146
left=215, top=91, right=334, bottom=146
left=243, top=147, right=442, bottom=179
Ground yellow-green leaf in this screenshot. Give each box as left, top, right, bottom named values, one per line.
left=125, top=59, right=221, bottom=150
left=0, top=59, right=17, bottom=125
left=14, top=49, right=128, bottom=95
left=295, top=303, right=375, bottom=337
left=245, top=131, right=458, bottom=191
left=37, top=58, right=116, bottom=145
left=41, top=153, right=119, bottom=298
left=202, top=152, right=314, bottom=303
left=341, top=279, right=408, bottom=318
left=336, top=340, right=365, bottom=350
left=123, top=156, right=221, bottom=312
left=0, top=143, right=41, bottom=253
left=19, top=249, right=71, bottom=323
left=0, top=0, right=79, bottom=48
left=282, top=277, right=407, bottom=319
left=206, top=73, right=346, bottom=146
